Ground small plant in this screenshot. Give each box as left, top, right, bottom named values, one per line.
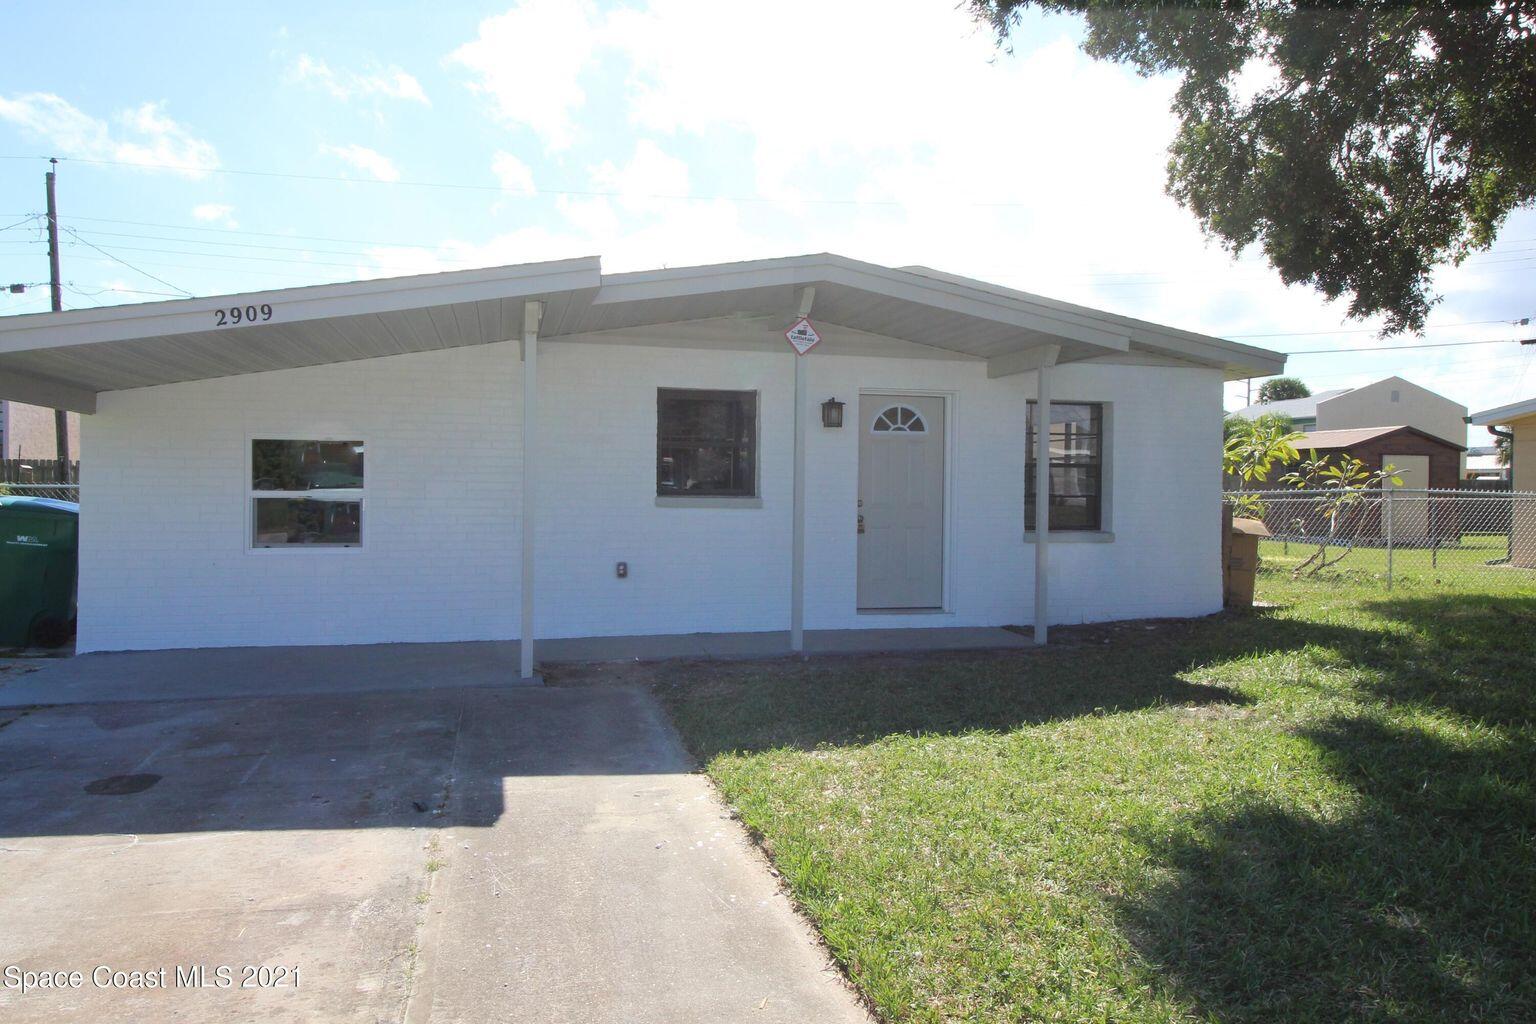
left=1280, top=452, right=1402, bottom=578
left=1223, top=417, right=1304, bottom=516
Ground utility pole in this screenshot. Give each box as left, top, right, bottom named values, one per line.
left=44, top=158, right=70, bottom=469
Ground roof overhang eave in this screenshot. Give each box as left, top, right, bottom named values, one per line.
left=1469, top=397, right=1536, bottom=426
left=592, top=254, right=1136, bottom=356
left=0, top=256, right=603, bottom=356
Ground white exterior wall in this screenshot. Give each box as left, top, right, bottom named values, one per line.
left=78, top=344, right=522, bottom=652
left=77, top=322, right=1225, bottom=652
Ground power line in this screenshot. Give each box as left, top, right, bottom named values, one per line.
left=39, top=215, right=1536, bottom=286
left=58, top=227, right=194, bottom=297
left=1, top=154, right=959, bottom=208
left=56, top=236, right=445, bottom=275
left=68, top=227, right=470, bottom=262
left=1229, top=317, right=1527, bottom=339
left=64, top=282, right=199, bottom=299
left=32, top=213, right=469, bottom=251
left=1283, top=337, right=1526, bottom=355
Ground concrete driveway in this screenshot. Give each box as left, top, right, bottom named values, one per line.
left=0, top=666, right=868, bottom=1022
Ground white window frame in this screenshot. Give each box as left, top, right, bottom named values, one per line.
left=245, top=435, right=366, bottom=553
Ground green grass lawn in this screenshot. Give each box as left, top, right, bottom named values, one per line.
left=654, top=571, right=1536, bottom=1023
left=1257, top=533, right=1518, bottom=585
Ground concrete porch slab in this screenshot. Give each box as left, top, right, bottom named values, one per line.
left=0, top=627, right=1030, bottom=708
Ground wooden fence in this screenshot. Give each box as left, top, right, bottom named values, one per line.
left=1, top=458, right=79, bottom=484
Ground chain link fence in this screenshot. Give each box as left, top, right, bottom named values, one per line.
left=1224, top=488, right=1536, bottom=588
left=0, top=483, right=79, bottom=502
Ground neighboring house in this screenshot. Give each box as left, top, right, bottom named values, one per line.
left=1463, top=445, right=1508, bottom=482
left=1468, top=397, right=1536, bottom=567
left=0, top=254, right=1285, bottom=669
left=0, top=399, right=78, bottom=460
left=1233, top=377, right=1469, bottom=472
left=1230, top=388, right=1351, bottom=431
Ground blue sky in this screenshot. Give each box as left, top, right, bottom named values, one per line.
left=2, top=0, right=1534, bottom=438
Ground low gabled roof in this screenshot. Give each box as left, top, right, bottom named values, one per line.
left=0, top=252, right=1286, bottom=413
left=1468, top=396, right=1536, bottom=426
left=1231, top=388, right=1352, bottom=421
left=1297, top=425, right=1466, bottom=452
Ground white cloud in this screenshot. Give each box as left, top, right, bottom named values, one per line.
left=321, top=143, right=401, bottom=182
left=0, top=93, right=218, bottom=176
left=191, top=203, right=238, bottom=228
left=448, top=0, right=596, bottom=150
left=422, top=1, right=1536, bottom=427
left=590, top=140, right=690, bottom=213
left=491, top=151, right=537, bottom=195
left=288, top=54, right=429, bottom=104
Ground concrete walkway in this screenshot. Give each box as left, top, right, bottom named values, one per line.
left=0, top=684, right=870, bottom=1023
left=0, top=626, right=1030, bottom=707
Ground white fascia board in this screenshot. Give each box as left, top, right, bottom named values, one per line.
left=1469, top=397, right=1536, bottom=425
left=0, top=367, right=98, bottom=413
left=0, top=257, right=603, bottom=356
left=900, top=262, right=1286, bottom=375
left=597, top=254, right=1132, bottom=353
left=1134, top=334, right=1288, bottom=379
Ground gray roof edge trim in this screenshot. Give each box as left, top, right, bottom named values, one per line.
left=596, top=253, right=1133, bottom=352
left=0, top=257, right=604, bottom=354
left=898, top=263, right=1288, bottom=370
left=1469, top=396, right=1536, bottom=424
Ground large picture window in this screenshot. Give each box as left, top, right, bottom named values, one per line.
left=250, top=439, right=364, bottom=547
left=1026, top=402, right=1103, bottom=531
left=656, top=389, right=756, bottom=497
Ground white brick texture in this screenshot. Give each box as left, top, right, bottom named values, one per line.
left=77, top=323, right=1223, bottom=652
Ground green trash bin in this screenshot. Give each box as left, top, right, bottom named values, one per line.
left=0, top=496, right=80, bottom=648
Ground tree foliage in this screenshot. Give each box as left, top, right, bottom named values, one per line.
left=1257, top=376, right=1311, bottom=402
left=1223, top=415, right=1304, bottom=496
left=972, top=1, right=1536, bottom=332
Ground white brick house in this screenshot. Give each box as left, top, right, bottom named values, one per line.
left=0, top=254, right=1284, bottom=675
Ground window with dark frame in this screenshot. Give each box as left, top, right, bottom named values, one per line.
left=656, top=389, right=757, bottom=497
left=1026, top=402, right=1103, bottom=531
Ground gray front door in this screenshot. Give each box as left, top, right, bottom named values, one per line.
left=857, top=394, right=945, bottom=609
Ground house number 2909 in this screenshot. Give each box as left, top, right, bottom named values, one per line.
left=214, top=304, right=274, bottom=327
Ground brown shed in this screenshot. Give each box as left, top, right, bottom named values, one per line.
left=1289, top=425, right=1467, bottom=544
left=1294, top=425, right=1465, bottom=489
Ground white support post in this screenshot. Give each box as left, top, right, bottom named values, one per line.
left=790, top=286, right=814, bottom=654
left=1033, top=362, right=1053, bottom=645
left=519, top=301, right=543, bottom=683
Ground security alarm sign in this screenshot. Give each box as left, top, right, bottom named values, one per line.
left=784, top=317, right=821, bottom=355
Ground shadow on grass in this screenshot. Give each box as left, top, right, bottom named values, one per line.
left=1120, top=716, right=1535, bottom=1022
left=1353, top=593, right=1536, bottom=728
left=657, top=589, right=1536, bottom=1019
left=652, top=614, right=1350, bottom=760
left=1117, top=594, right=1536, bottom=1022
